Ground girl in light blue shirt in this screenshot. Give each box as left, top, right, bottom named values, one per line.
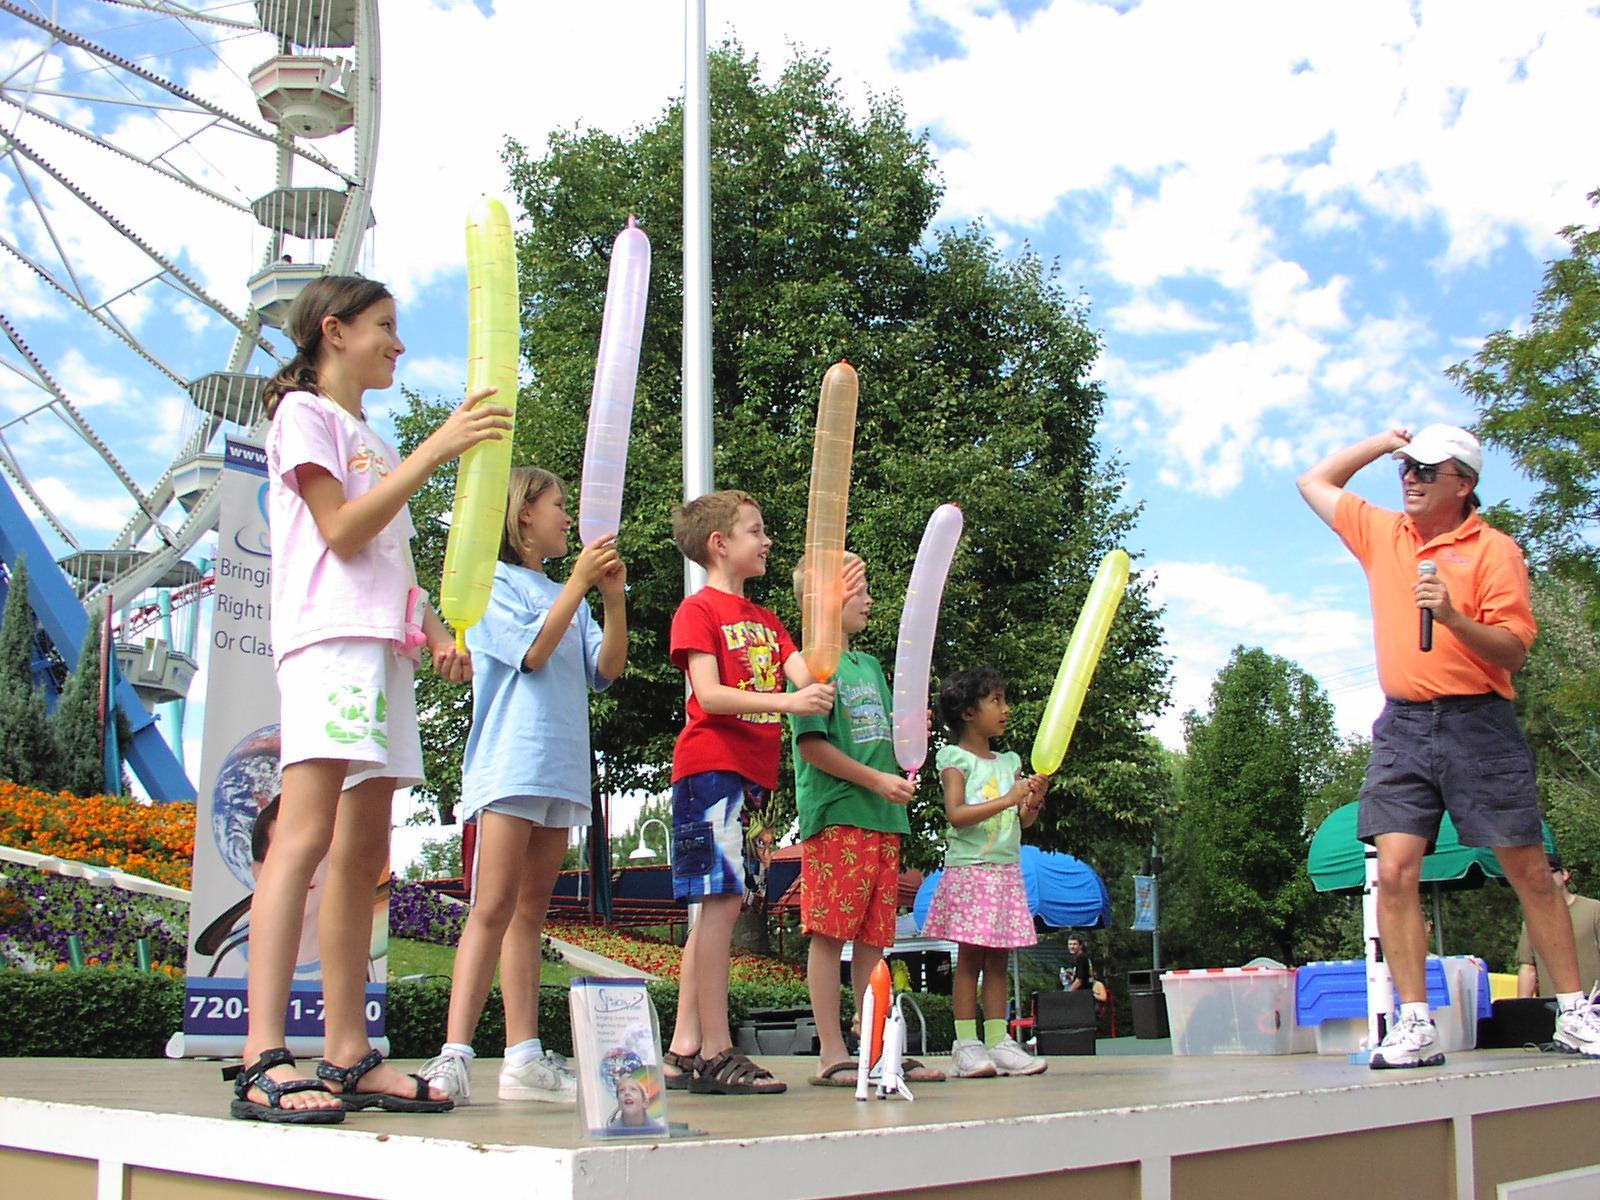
left=421, top=466, right=628, bottom=1104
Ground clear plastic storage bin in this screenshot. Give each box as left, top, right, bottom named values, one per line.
left=1161, top=967, right=1314, bottom=1056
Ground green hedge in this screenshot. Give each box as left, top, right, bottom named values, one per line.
left=0, top=970, right=964, bottom=1058
left=0, top=969, right=184, bottom=1056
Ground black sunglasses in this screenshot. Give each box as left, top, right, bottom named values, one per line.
left=1398, top=460, right=1465, bottom=484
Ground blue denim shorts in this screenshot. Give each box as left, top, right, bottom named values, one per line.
left=670, top=771, right=769, bottom=905
left=1357, top=694, right=1543, bottom=849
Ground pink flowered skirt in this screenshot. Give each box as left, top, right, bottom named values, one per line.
left=921, top=862, right=1037, bottom=948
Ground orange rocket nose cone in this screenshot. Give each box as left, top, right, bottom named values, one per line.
left=868, top=959, right=892, bottom=1065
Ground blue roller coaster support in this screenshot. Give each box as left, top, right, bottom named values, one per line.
left=0, top=471, right=196, bottom=801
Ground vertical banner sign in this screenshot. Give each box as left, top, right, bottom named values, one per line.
left=181, top=437, right=389, bottom=1057
left=1131, top=875, right=1158, bottom=932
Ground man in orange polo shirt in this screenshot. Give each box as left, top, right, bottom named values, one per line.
left=1299, top=424, right=1600, bottom=1067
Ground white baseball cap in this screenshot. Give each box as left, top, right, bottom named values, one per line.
left=1394, top=424, right=1483, bottom=476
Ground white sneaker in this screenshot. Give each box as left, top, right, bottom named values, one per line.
left=418, top=1053, right=472, bottom=1105
left=987, top=1035, right=1048, bottom=1076
left=949, top=1039, right=998, bottom=1078
left=1554, top=993, right=1600, bottom=1058
left=1369, top=1012, right=1444, bottom=1069
left=499, top=1050, right=578, bottom=1103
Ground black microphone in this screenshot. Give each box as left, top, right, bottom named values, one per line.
left=1418, top=560, right=1437, bottom=652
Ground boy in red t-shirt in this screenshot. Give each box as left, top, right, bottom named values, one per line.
left=663, top=489, right=836, bottom=1096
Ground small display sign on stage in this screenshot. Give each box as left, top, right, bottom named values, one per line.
left=568, top=977, right=669, bottom=1138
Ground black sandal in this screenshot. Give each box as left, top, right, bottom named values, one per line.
left=317, top=1048, right=454, bottom=1113
left=663, top=1048, right=702, bottom=1091
left=223, top=1047, right=344, bottom=1124
left=688, top=1049, right=787, bottom=1095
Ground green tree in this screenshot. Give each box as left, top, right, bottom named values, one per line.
left=396, top=45, right=1172, bottom=869
left=0, top=558, right=61, bottom=791
left=1448, top=189, right=1600, bottom=595
left=50, top=625, right=107, bottom=799
left=403, top=832, right=464, bottom=882
left=1165, top=647, right=1339, bottom=966
left=1518, top=574, right=1600, bottom=880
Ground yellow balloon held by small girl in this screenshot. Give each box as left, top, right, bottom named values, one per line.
left=1031, top=549, right=1131, bottom=776
left=440, top=197, right=520, bottom=651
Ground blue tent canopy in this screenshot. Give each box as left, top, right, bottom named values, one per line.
left=913, top=845, right=1112, bottom=931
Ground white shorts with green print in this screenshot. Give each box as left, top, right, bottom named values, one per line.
left=277, top=637, right=424, bottom=789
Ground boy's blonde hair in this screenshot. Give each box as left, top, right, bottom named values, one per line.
left=671, top=489, right=758, bottom=567
left=791, top=550, right=863, bottom=607
left=500, top=465, right=564, bottom=565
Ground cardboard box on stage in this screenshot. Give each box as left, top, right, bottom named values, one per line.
left=1161, top=967, right=1314, bottom=1056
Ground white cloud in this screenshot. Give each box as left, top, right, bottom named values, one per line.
left=1105, top=294, right=1218, bottom=336
left=398, top=355, right=466, bottom=392
left=55, top=347, right=130, bottom=410
left=1148, top=559, right=1381, bottom=747
left=27, top=474, right=135, bottom=537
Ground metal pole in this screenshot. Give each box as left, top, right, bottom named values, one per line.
left=681, top=0, right=713, bottom=937
left=682, top=0, right=713, bottom=600
left=1150, top=838, right=1162, bottom=972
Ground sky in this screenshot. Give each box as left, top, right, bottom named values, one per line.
left=4, top=0, right=1599, bottom=847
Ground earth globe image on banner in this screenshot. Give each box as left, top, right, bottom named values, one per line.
left=210, top=725, right=282, bottom=890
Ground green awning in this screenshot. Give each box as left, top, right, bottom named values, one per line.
left=1308, top=801, right=1556, bottom=894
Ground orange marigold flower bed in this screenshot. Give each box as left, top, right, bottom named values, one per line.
left=0, top=780, right=195, bottom=889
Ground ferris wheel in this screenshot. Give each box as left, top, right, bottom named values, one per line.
left=0, top=0, right=381, bottom=793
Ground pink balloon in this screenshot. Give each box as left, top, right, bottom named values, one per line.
left=578, top=216, right=651, bottom=545
left=892, top=504, right=963, bottom=774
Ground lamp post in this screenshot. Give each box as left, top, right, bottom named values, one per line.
left=629, top=817, right=672, bottom=867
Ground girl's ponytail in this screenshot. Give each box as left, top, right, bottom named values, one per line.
left=263, top=349, right=322, bottom=416
left=262, top=274, right=394, bottom=417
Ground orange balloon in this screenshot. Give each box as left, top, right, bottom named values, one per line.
left=801, top=361, right=858, bottom=683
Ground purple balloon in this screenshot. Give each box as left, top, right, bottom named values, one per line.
left=892, top=504, right=963, bottom=773
left=578, top=216, right=651, bottom=545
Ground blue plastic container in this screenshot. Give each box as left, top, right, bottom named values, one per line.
left=1295, top=958, right=1449, bottom=1026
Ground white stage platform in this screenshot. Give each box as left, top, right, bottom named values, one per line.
left=3, top=1049, right=1599, bottom=1199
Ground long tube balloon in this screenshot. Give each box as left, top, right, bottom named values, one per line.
left=892, top=504, right=964, bottom=775
left=801, top=360, right=858, bottom=683
left=440, top=197, right=519, bottom=652
left=578, top=216, right=651, bottom=545
left=1030, top=549, right=1131, bottom=776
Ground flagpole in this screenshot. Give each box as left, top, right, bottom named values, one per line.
left=682, top=0, right=713, bottom=599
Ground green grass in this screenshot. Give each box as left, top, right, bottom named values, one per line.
left=386, top=937, right=586, bottom=988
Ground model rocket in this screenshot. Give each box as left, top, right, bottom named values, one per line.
left=856, top=959, right=913, bottom=1102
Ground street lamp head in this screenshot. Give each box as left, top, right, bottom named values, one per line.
left=628, top=844, right=657, bottom=861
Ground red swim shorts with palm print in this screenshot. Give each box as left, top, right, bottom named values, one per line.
left=800, top=825, right=901, bottom=947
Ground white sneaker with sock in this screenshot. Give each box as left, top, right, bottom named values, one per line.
left=418, top=1052, right=473, bottom=1104
left=949, top=1039, right=998, bottom=1078
left=499, top=1050, right=578, bottom=1102
left=987, top=1035, right=1048, bottom=1076
left=1554, top=992, right=1600, bottom=1058
left=1369, top=1011, right=1444, bottom=1069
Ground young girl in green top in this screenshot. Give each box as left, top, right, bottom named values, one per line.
left=921, top=666, right=1048, bottom=1078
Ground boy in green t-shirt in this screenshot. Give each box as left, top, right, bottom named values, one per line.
left=789, top=553, right=945, bottom=1086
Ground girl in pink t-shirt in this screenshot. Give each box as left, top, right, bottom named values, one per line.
left=228, top=276, right=511, bottom=1125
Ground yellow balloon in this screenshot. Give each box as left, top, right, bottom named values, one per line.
left=440, top=197, right=519, bottom=651
left=1031, top=549, right=1131, bottom=776
left=801, top=360, right=858, bottom=683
